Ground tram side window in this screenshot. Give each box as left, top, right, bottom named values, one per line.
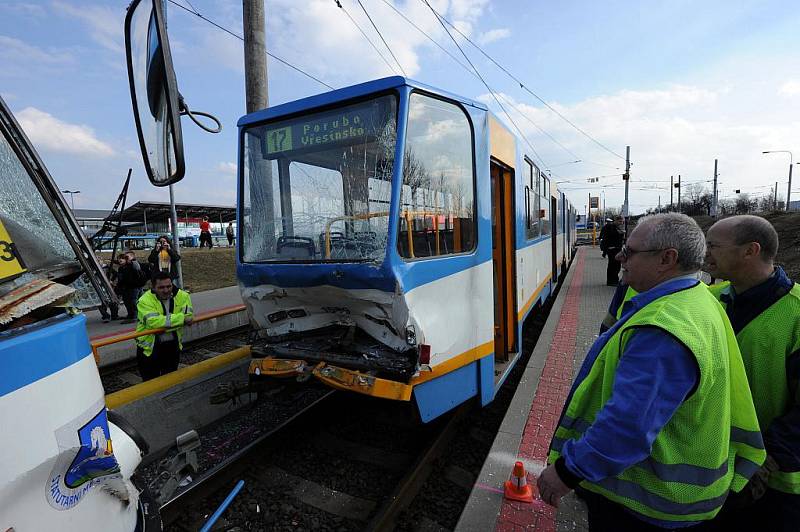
left=540, top=175, right=551, bottom=235
left=398, top=93, right=475, bottom=259
left=556, top=194, right=564, bottom=234
left=525, top=158, right=540, bottom=240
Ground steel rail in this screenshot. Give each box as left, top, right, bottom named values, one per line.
left=159, top=389, right=336, bottom=525
left=366, top=402, right=471, bottom=531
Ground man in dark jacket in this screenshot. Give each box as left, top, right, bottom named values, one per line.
left=115, top=253, right=142, bottom=323
left=599, top=215, right=624, bottom=285
left=705, top=215, right=800, bottom=531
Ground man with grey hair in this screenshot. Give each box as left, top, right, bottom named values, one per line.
left=538, top=213, right=765, bottom=530
left=706, top=215, right=800, bottom=531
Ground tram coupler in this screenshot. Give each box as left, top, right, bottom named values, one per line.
left=210, top=379, right=284, bottom=405
left=153, top=429, right=200, bottom=505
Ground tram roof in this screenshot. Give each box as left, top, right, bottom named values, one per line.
left=238, top=76, right=489, bottom=128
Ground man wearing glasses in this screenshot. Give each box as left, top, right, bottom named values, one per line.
left=704, top=215, right=799, bottom=531
left=538, top=213, right=764, bottom=531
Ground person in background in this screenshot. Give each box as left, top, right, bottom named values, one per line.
left=148, top=235, right=181, bottom=286
left=98, top=255, right=119, bottom=323
left=599, top=215, right=624, bottom=286
left=226, top=221, right=234, bottom=247
left=538, top=213, right=765, bottom=531
left=199, top=216, right=213, bottom=248
left=115, top=253, right=140, bottom=324
left=135, top=271, right=193, bottom=381
left=705, top=215, right=800, bottom=531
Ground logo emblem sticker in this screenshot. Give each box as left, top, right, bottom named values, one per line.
left=46, top=402, right=123, bottom=510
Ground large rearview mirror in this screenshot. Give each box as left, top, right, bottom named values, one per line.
left=125, top=0, right=185, bottom=186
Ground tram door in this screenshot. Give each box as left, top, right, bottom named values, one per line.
left=551, top=195, right=558, bottom=281
left=491, top=160, right=518, bottom=364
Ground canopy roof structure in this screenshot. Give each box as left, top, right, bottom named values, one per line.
left=118, top=201, right=236, bottom=223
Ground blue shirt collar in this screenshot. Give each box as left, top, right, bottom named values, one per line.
left=622, top=274, right=701, bottom=317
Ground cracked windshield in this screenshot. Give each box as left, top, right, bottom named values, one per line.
left=242, top=95, right=397, bottom=262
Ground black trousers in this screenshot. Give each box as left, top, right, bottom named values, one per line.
left=578, top=489, right=715, bottom=531
left=136, top=342, right=180, bottom=381
left=606, top=248, right=621, bottom=285
left=199, top=231, right=213, bottom=248
left=710, top=488, right=800, bottom=532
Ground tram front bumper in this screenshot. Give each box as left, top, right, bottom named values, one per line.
left=248, top=357, right=413, bottom=401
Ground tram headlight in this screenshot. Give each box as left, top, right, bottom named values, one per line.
left=405, top=325, right=416, bottom=346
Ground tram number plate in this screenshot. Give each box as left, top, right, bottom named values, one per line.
left=0, top=218, right=26, bottom=283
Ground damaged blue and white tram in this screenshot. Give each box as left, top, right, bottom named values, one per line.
left=237, top=77, right=577, bottom=421
left=0, top=97, right=155, bottom=529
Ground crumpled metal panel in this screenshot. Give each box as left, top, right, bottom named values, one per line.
left=0, top=278, right=75, bottom=325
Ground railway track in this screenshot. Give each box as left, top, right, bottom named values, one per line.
left=158, top=388, right=467, bottom=531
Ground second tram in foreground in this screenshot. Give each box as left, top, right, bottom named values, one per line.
left=236, top=77, right=577, bottom=421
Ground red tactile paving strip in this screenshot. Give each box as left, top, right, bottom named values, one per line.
left=496, top=251, right=586, bottom=532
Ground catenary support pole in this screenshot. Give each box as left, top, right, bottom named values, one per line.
left=712, top=159, right=718, bottom=217
left=670, top=175, right=673, bottom=211
left=788, top=163, right=794, bottom=211
left=623, top=146, right=630, bottom=236
left=163, top=2, right=183, bottom=287
left=677, top=174, right=682, bottom=213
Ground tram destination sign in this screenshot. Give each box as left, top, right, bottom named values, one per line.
left=261, top=97, right=393, bottom=157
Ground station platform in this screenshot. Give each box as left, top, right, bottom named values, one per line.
left=87, top=285, right=247, bottom=367
left=457, top=246, right=614, bottom=531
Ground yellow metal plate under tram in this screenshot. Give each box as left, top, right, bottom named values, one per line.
left=248, top=341, right=495, bottom=402
left=249, top=357, right=307, bottom=377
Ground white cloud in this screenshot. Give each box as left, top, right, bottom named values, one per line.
left=16, top=107, right=115, bottom=157
left=779, top=80, right=800, bottom=96
left=51, top=0, right=124, bottom=54
left=185, top=0, right=494, bottom=86
left=478, top=76, right=799, bottom=213
left=477, top=28, right=510, bottom=45
left=217, top=162, right=237, bottom=176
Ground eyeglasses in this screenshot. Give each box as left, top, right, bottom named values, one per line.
left=619, top=244, right=664, bottom=260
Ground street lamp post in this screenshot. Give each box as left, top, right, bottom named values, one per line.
left=60, top=189, right=80, bottom=210
left=762, top=150, right=793, bottom=211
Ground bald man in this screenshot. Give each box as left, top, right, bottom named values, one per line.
left=706, top=215, right=800, bottom=531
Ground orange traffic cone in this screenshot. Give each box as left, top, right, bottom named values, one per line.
left=503, top=460, right=534, bottom=503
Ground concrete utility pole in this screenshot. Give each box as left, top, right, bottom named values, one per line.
left=670, top=176, right=673, bottom=211
left=775, top=181, right=779, bottom=210
left=658, top=195, right=661, bottom=212
left=712, top=159, right=719, bottom=217
left=243, top=0, right=268, bottom=112
left=623, top=146, right=630, bottom=235
left=676, top=174, right=682, bottom=213
left=789, top=163, right=794, bottom=211
left=243, top=0, right=276, bottom=252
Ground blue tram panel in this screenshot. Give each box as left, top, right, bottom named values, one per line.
left=237, top=77, right=578, bottom=422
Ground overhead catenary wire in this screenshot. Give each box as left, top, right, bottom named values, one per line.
left=420, top=0, right=547, bottom=169
left=421, top=0, right=626, bottom=162
left=333, top=0, right=402, bottom=76
left=166, top=0, right=336, bottom=90
left=354, top=0, right=407, bottom=77
left=378, top=0, right=613, bottom=171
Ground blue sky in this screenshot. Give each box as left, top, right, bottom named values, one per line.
left=1, top=0, right=798, bottom=214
